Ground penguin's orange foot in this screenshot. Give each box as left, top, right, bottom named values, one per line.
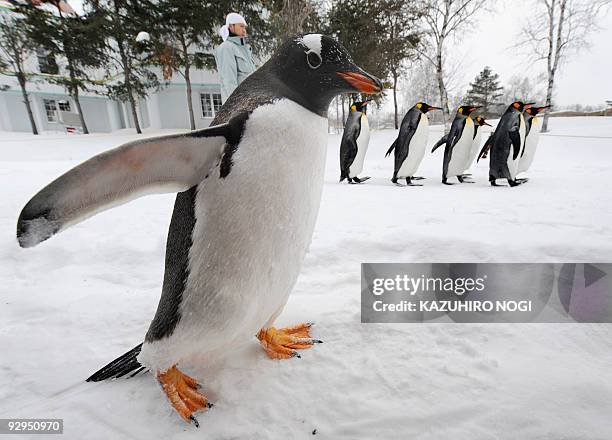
left=157, top=365, right=212, bottom=427
left=257, top=323, right=322, bottom=360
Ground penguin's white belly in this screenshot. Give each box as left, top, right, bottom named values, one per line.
left=507, top=115, right=526, bottom=179
left=518, top=118, right=540, bottom=173
left=349, top=114, right=369, bottom=177
left=139, top=99, right=327, bottom=371
left=464, top=129, right=482, bottom=172
left=398, top=114, right=428, bottom=177
left=447, top=118, right=474, bottom=176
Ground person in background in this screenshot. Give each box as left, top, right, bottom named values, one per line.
left=215, top=12, right=257, bottom=103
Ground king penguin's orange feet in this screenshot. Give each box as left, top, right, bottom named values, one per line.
left=257, top=322, right=322, bottom=359
left=157, top=365, right=212, bottom=427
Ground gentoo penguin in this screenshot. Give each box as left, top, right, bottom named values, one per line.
left=340, top=100, right=371, bottom=184
left=431, top=105, right=479, bottom=185
left=518, top=105, right=549, bottom=174
left=431, top=115, right=491, bottom=176
left=16, top=34, right=382, bottom=426
left=486, top=100, right=534, bottom=186
left=385, top=102, right=441, bottom=186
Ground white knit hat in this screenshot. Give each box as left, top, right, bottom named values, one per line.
left=218, top=13, right=247, bottom=41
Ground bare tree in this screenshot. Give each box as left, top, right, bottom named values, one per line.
left=417, top=0, right=487, bottom=125
left=517, top=0, right=611, bottom=132
left=0, top=16, right=39, bottom=135
left=278, top=0, right=315, bottom=39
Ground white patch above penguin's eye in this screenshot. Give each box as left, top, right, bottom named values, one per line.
left=298, top=34, right=323, bottom=69
left=298, top=34, right=322, bottom=56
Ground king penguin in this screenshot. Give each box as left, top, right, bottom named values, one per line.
left=340, top=100, right=371, bottom=184
left=385, top=102, right=441, bottom=186
left=431, top=105, right=479, bottom=184
left=518, top=105, right=549, bottom=174
left=431, top=114, right=491, bottom=178
left=16, top=34, right=382, bottom=426
left=463, top=116, right=492, bottom=175
left=485, top=100, right=534, bottom=186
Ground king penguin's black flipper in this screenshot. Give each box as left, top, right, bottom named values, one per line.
left=385, top=139, right=398, bottom=157
left=86, top=343, right=147, bottom=382
left=431, top=135, right=447, bottom=153
left=477, top=134, right=493, bottom=162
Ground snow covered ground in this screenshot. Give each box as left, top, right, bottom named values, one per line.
left=1, top=117, right=612, bottom=439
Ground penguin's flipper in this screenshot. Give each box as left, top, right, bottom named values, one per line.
left=431, top=135, right=447, bottom=153
left=477, top=134, right=493, bottom=162
left=385, top=138, right=398, bottom=157
left=509, top=129, right=521, bottom=160
left=17, top=115, right=248, bottom=248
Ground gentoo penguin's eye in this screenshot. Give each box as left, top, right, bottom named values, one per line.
left=306, top=50, right=322, bottom=70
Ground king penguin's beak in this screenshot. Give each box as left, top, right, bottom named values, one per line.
left=337, top=70, right=383, bottom=94
left=429, top=106, right=442, bottom=110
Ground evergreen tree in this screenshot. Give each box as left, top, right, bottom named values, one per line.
left=151, top=0, right=271, bottom=130
left=102, top=0, right=160, bottom=134
left=465, top=66, right=503, bottom=118
left=0, top=14, right=39, bottom=134
left=15, top=2, right=108, bottom=134
left=325, top=0, right=388, bottom=124
left=377, top=0, right=421, bottom=129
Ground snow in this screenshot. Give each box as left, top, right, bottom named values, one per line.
left=2, top=117, right=612, bottom=439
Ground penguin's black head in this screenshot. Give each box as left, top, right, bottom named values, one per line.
left=475, top=116, right=492, bottom=126
left=351, top=100, right=369, bottom=113
left=457, top=105, right=479, bottom=116
left=267, top=34, right=383, bottom=116
left=510, top=101, right=535, bottom=112
left=415, top=102, right=441, bottom=113
left=525, top=105, right=550, bottom=116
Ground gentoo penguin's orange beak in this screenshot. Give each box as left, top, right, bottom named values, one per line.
left=337, top=71, right=383, bottom=94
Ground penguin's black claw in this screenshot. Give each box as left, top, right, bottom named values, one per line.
left=206, top=401, right=214, bottom=408
left=457, top=176, right=474, bottom=183
left=190, top=415, right=200, bottom=428
left=407, top=183, right=423, bottom=186
left=508, top=179, right=527, bottom=187
left=411, top=176, right=426, bottom=180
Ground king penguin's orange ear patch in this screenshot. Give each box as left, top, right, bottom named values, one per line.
left=417, top=103, right=422, bottom=109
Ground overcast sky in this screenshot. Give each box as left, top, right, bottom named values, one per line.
left=70, top=0, right=611, bottom=107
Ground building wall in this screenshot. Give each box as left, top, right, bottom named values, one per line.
left=0, top=73, right=223, bottom=133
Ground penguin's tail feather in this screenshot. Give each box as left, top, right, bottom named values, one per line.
left=385, top=139, right=398, bottom=157
left=86, top=343, right=148, bottom=382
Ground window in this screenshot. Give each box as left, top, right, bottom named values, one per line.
left=200, top=93, right=222, bottom=118
left=36, top=48, right=59, bottom=75
left=57, top=100, right=71, bottom=112
left=44, top=99, right=57, bottom=122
